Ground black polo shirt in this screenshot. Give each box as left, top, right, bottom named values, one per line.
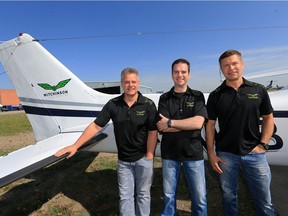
left=158, top=87, right=208, bottom=161
left=94, top=92, right=158, bottom=162
left=207, top=78, right=274, bottom=155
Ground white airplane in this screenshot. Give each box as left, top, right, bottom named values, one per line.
left=0, top=33, right=287, bottom=188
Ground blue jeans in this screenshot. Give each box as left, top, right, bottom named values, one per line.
left=217, top=151, right=277, bottom=216
left=161, top=159, right=207, bottom=216
left=117, top=157, right=153, bottom=216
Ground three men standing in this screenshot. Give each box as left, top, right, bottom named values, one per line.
left=56, top=52, right=276, bottom=216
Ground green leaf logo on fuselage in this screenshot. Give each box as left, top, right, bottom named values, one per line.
left=38, top=78, right=71, bottom=91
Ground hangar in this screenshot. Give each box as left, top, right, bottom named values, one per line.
left=85, top=81, right=153, bottom=94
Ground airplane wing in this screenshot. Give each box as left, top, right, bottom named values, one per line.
left=0, top=123, right=115, bottom=188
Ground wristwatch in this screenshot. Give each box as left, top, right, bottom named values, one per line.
left=167, top=119, right=172, bottom=128
left=259, top=141, right=269, bottom=150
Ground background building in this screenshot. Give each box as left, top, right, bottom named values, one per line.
left=85, top=81, right=153, bottom=94
left=0, top=89, right=21, bottom=111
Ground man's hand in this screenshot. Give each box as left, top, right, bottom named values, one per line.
left=54, top=145, right=78, bottom=159
left=157, top=113, right=169, bottom=132
left=145, top=152, right=154, bottom=160
left=208, top=153, right=225, bottom=174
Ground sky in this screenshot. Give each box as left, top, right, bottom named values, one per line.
left=1, top=1, right=288, bottom=93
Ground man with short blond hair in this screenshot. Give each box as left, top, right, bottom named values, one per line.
left=56, top=67, right=158, bottom=216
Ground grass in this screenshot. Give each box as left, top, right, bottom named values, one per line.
left=0, top=112, right=32, bottom=136
left=48, top=206, right=90, bottom=216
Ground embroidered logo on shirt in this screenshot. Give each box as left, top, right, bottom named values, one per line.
left=136, top=111, right=145, bottom=116
left=144, top=98, right=153, bottom=105
left=186, top=101, right=195, bottom=107
left=247, top=93, right=258, bottom=99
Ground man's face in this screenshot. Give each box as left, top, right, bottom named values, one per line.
left=172, top=62, right=190, bottom=87
left=220, top=54, right=244, bottom=82
left=121, top=73, right=140, bottom=97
